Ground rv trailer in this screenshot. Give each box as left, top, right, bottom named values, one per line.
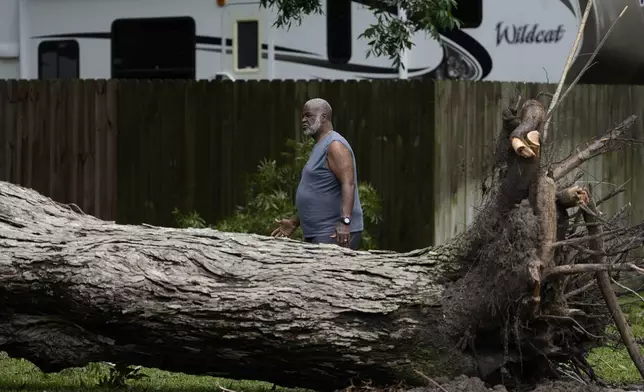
left=0, top=0, right=643, bottom=84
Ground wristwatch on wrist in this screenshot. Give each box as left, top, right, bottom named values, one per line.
left=341, top=216, right=351, bottom=225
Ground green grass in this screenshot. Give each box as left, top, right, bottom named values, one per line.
left=587, top=291, right=644, bottom=384
left=0, top=352, right=312, bottom=392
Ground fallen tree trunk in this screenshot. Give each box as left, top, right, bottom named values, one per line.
left=0, top=182, right=472, bottom=390
left=0, top=98, right=643, bottom=391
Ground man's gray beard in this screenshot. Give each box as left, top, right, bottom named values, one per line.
left=303, top=117, right=321, bottom=136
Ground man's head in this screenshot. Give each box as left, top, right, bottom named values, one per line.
left=301, top=98, right=333, bottom=136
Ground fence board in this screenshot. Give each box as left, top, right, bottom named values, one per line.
left=80, top=80, right=93, bottom=213
left=105, top=80, right=119, bottom=221
left=32, top=81, right=48, bottom=196
left=0, top=79, right=116, bottom=219
left=3, top=82, right=16, bottom=183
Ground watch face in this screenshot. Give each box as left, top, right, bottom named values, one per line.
left=343, top=217, right=351, bottom=225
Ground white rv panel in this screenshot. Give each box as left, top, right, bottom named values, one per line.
left=26, top=0, right=224, bottom=79
left=0, top=0, right=19, bottom=79
left=0, top=60, right=19, bottom=80
left=6, top=0, right=644, bottom=84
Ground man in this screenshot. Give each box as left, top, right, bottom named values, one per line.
left=271, top=98, right=364, bottom=249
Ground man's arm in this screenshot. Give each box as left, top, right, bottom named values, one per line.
left=327, top=141, right=356, bottom=218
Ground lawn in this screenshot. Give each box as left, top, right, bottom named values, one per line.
left=587, top=290, right=644, bottom=384
left=0, top=353, right=311, bottom=392
left=1, top=292, right=642, bottom=391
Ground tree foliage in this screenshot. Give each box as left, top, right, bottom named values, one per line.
left=173, top=137, right=383, bottom=250
left=258, top=0, right=462, bottom=69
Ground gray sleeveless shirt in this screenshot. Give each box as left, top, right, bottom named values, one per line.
left=295, top=131, right=364, bottom=237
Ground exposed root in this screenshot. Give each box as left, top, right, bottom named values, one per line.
left=556, top=186, right=589, bottom=209
left=413, top=370, right=449, bottom=392
left=216, top=383, right=239, bottom=392
left=464, top=88, right=643, bottom=387
left=564, top=280, right=595, bottom=299
left=612, top=278, right=644, bottom=303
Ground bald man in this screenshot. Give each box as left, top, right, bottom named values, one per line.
left=272, top=98, right=364, bottom=249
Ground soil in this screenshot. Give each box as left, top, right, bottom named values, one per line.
left=402, top=375, right=644, bottom=392
left=529, top=381, right=643, bottom=392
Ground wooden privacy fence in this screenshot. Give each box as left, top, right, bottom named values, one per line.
left=0, top=78, right=643, bottom=251
left=0, top=80, right=118, bottom=220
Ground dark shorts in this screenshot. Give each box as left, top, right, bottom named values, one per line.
left=305, top=231, right=362, bottom=250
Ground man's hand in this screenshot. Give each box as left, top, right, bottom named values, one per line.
left=271, top=218, right=298, bottom=238
left=330, top=222, right=351, bottom=248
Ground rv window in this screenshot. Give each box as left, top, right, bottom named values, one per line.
left=111, top=16, right=196, bottom=79
left=38, top=40, right=79, bottom=80
left=453, top=0, right=482, bottom=29
left=327, top=0, right=351, bottom=64
left=235, top=20, right=259, bottom=71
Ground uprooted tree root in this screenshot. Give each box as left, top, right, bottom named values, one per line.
left=335, top=95, right=644, bottom=391
left=454, top=94, right=644, bottom=388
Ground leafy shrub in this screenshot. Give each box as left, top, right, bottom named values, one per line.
left=174, top=137, right=383, bottom=250
left=172, top=208, right=207, bottom=229
left=98, top=362, right=148, bottom=388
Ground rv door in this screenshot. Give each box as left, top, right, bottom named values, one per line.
left=219, top=2, right=267, bottom=80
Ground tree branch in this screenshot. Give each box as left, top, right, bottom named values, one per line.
left=564, top=280, right=596, bottom=299
left=552, top=115, right=638, bottom=181
left=556, top=186, right=589, bottom=209
left=612, top=277, right=644, bottom=304
left=546, top=5, right=628, bottom=131
left=544, top=263, right=644, bottom=278
left=568, top=241, right=644, bottom=258
left=551, top=227, right=635, bottom=248
left=595, top=180, right=629, bottom=208
left=543, top=0, right=593, bottom=142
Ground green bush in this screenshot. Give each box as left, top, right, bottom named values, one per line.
left=174, top=137, right=383, bottom=250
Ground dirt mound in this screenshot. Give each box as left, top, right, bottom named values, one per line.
left=529, top=380, right=642, bottom=392
left=404, top=375, right=643, bottom=392
left=405, top=375, right=506, bottom=392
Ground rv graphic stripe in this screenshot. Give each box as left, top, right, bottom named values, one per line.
left=438, top=29, right=493, bottom=79
left=32, top=33, right=316, bottom=56
left=33, top=32, right=111, bottom=40
left=559, top=0, right=577, bottom=17
left=197, top=47, right=418, bottom=75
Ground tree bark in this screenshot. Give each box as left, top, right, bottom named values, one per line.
left=0, top=99, right=641, bottom=391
